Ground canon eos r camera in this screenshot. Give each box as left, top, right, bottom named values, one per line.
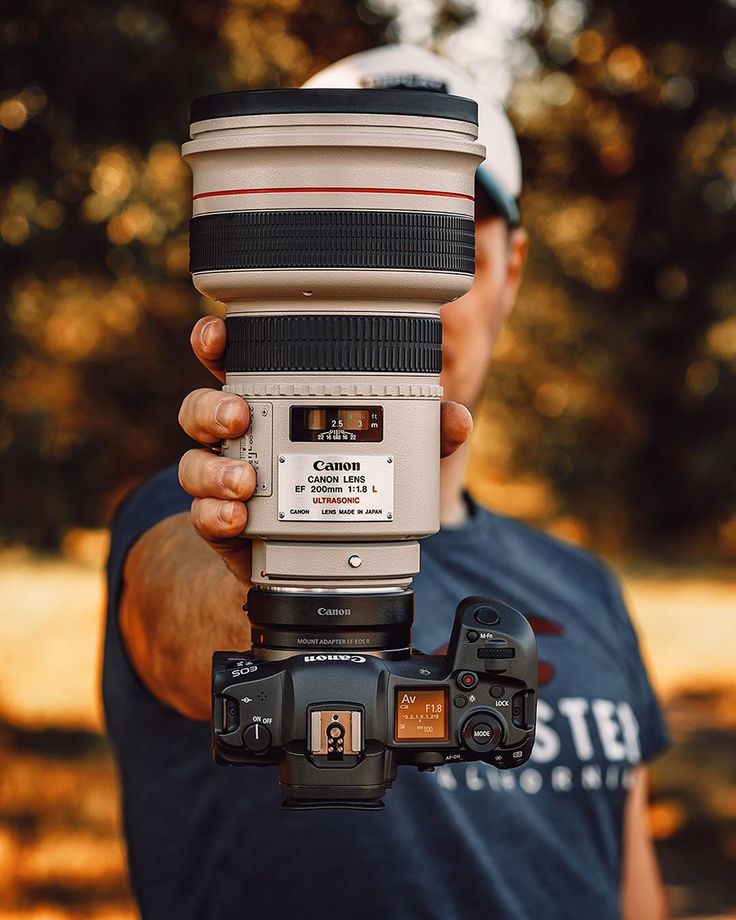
left=213, top=596, right=537, bottom=808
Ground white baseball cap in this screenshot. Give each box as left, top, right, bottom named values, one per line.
left=302, top=43, right=522, bottom=226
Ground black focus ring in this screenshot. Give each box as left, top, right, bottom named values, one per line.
left=189, top=211, right=474, bottom=274
left=226, top=315, right=441, bottom=374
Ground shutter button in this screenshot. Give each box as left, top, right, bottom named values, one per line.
left=474, top=606, right=500, bottom=626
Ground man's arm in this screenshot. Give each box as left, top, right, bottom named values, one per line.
left=118, top=316, right=473, bottom=721
left=119, top=512, right=249, bottom=721
left=621, top=766, right=668, bottom=920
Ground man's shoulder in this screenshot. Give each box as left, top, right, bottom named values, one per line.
left=475, top=501, right=616, bottom=606
left=109, top=465, right=188, bottom=558
left=485, top=505, right=605, bottom=570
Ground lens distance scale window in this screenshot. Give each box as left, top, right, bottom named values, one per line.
left=290, top=405, right=383, bottom=442
left=278, top=454, right=394, bottom=521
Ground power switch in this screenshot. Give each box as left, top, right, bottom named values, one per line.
left=243, top=722, right=271, bottom=754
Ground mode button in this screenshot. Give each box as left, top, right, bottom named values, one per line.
left=461, top=712, right=504, bottom=753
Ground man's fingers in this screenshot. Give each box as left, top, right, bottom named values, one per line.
left=440, top=401, right=473, bottom=458
left=178, top=389, right=249, bottom=445
left=190, top=496, right=249, bottom=541
left=191, top=316, right=227, bottom=383
left=179, top=450, right=256, bottom=501
left=189, top=498, right=252, bottom=583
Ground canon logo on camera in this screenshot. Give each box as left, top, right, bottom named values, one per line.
left=303, top=654, right=367, bottom=663
left=313, top=460, right=361, bottom=471
left=317, top=607, right=352, bottom=617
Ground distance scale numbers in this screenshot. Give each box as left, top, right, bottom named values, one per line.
left=315, top=429, right=359, bottom=442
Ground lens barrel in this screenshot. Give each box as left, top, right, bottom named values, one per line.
left=183, top=88, right=483, bottom=307
left=183, top=88, right=484, bottom=595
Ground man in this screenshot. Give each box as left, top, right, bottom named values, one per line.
left=105, top=45, right=669, bottom=919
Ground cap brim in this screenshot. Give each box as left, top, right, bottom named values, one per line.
left=476, top=169, right=520, bottom=227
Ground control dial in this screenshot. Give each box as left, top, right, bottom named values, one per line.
left=460, top=711, right=504, bottom=753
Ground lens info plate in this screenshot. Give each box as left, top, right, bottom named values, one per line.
left=277, top=453, right=394, bottom=522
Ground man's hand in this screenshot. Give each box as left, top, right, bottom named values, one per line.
left=177, top=315, right=474, bottom=582
left=120, top=314, right=473, bottom=720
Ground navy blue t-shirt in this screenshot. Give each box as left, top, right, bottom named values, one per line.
left=103, top=467, right=669, bottom=920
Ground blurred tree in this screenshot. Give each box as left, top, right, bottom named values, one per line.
left=468, top=0, right=736, bottom=557
left=0, top=0, right=390, bottom=548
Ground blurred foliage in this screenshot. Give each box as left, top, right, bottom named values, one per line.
left=1, top=0, right=735, bottom=556
left=476, top=0, right=736, bottom=557
left=0, top=0, right=389, bottom=548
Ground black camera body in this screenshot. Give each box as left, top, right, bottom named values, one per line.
left=212, top=596, right=537, bottom=808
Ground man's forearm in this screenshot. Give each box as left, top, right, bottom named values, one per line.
left=119, top=512, right=250, bottom=720
left=621, top=767, right=668, bottom=919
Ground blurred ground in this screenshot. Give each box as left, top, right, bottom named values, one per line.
left=0, top=539, right=734, bottom=919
